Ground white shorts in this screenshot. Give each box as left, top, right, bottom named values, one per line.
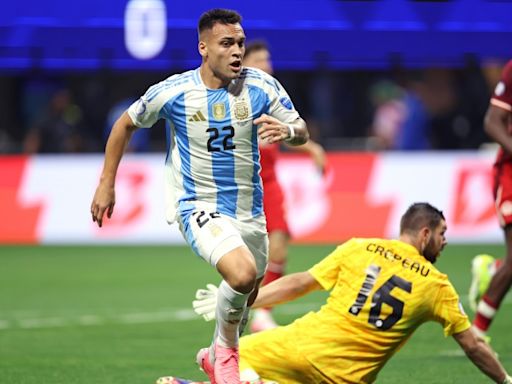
left=177, top=204, right=269, bottom=278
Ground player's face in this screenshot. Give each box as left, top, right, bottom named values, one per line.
left=244, top=49, right=273, bottom=74
left=423, top=220, right=447, bottom=264
left=199, top=22, right=245, bottom=86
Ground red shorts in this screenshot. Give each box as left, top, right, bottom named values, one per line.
left=493, top=160, right=512, bottom=227
left=263, top=179, right=290, bottom=234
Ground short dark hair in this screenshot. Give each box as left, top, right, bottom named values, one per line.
left=245, top=40, right=269, bottom=58
left=400, top=203, right=445, bottom=235
left=198, top=8, right=242, bottom=35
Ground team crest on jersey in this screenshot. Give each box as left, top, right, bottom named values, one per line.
left=279, top=96, right=293, bottom=110
left=233, top=101, right=249, bottom=120
left=212, top=103, right=226, bottom=120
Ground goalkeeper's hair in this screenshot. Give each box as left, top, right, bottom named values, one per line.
left=399, top=202, right=445, bottom=235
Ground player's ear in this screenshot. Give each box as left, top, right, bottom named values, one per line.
left=420, top=227, right=431, bottom=242
left=198, top=40, right=207, bottom=58
left=419, top=227, right=430, bottom=253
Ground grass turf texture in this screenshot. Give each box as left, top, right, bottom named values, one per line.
left=0, top=244, right=510, bottom=384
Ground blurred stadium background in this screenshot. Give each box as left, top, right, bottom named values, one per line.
left=1, top=1, right=511, bottom=383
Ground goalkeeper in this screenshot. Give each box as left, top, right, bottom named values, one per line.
left=193, top=203, right=512, bottom=384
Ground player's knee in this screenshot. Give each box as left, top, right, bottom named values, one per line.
left=229, top=265, right=257, bottom=293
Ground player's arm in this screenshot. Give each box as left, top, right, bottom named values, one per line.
left=285, top=139, right=326, bottom=173
left=251, top=271, right=322, bottom=308
left=255, top=115, right=309, bottom=146
left=453, top=328, right=511, bottom=383
left=484, top=104, right=512, bottom=154
left=91, top=111, right=138, bottom=227
left=193, top=272, right=322, bottom=322
left=284, top=117, right=309, bottom=146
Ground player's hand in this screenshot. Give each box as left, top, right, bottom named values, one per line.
left=192, top=283, right=218, bottom=322
left=254, top=114, right=289, bottom=144
left=90, top=182, right=115, bottom=228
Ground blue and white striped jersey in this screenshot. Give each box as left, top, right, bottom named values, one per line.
left=127, top=67, right=301, bottom=223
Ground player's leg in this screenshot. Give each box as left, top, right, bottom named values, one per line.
left=179, top=207, right=258, bottom=384
left=251, top=230, right=288, bottom=332
left=260, top=183, right=289, bottom=288
left=473, top=166, right=512, bottom=338
left=201, top=246, right=257, bottom=384
left=263, top=230, right=288, bottom=286
left=207, top=215, right=268, bottom=383
left=235, top=215, right=270, bottom=334
left=239, top=276, right=264, bottom=336
left=473, top=226, right=512, bottom=338
left=251, top=182, right=289, bottom=332
left=215, top=245, right=258, bottom=345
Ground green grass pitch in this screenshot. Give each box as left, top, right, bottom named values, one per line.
left=0, top=244, right=510, bottom=383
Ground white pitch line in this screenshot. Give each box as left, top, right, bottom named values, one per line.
left=0, top=303, right=318, bottom=331
left=3, top=295, right=510, bottom=331
left=438, top=349, right=466, bottom=357
left=18, top=317, right=69, bottom=329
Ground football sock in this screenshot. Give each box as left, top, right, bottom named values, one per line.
left=261, top=261, right=285, bottom=286
left=215, top=280, right=249, bottom=348
left=238, top=306, right=250, bottom=336
left=474, top=295, right=498, bottom=335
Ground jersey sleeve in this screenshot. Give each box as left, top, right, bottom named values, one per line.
left=490, top=59, right=512, bottom=112
left=127, top=81, right=167, bottom=128
left=308, top=239, right=357, bottom=290
left=431, top=281, right=471, bottom=337
left=264, top=76, right=301, bottom=124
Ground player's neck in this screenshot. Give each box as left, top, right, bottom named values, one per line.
left=199, top=65, right=230, bottom=89
left=398, top=234, right=422, bottom=255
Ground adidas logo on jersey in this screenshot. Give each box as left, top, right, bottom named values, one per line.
left=189, top=111, right=206, bottom=122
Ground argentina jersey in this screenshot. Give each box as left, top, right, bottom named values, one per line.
left=127, top=67, right=301, bottom=224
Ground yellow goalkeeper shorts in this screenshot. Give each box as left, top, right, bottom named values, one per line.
left=239, top=325, right=325, bottom=384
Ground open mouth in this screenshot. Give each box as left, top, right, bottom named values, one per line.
left=229, top=61, right=242, bottom=72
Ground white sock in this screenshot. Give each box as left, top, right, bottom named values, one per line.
left=238, top=307, right=251, bottom=337
left=215, top=280, right=249, bottom=348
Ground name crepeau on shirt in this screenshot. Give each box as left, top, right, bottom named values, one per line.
left=365, top=243, right=430, bottom=277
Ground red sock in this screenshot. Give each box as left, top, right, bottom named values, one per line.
left=474, top=295, right=498, bottom=333
left=261, top=261, right=285, bottom=287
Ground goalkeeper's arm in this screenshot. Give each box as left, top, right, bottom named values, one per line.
left=192, top=271, right=322, bottom=322
left=250, top=271, right=322, bottom=308
left=453, top=328, right=511, bottom=383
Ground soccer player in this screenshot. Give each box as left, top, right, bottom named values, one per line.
left=243, top=40, right=327, bottom=332
left=90, top=9, right=309, bottom=384
left=193, top=203, right=512, bottom=383
left=470, top=59, right=512, bottom=339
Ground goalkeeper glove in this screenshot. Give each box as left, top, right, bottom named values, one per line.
left=192, top=283, right=218, bottom=322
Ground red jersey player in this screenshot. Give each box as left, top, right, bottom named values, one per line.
left=470, top=60, right=512, bottom=339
